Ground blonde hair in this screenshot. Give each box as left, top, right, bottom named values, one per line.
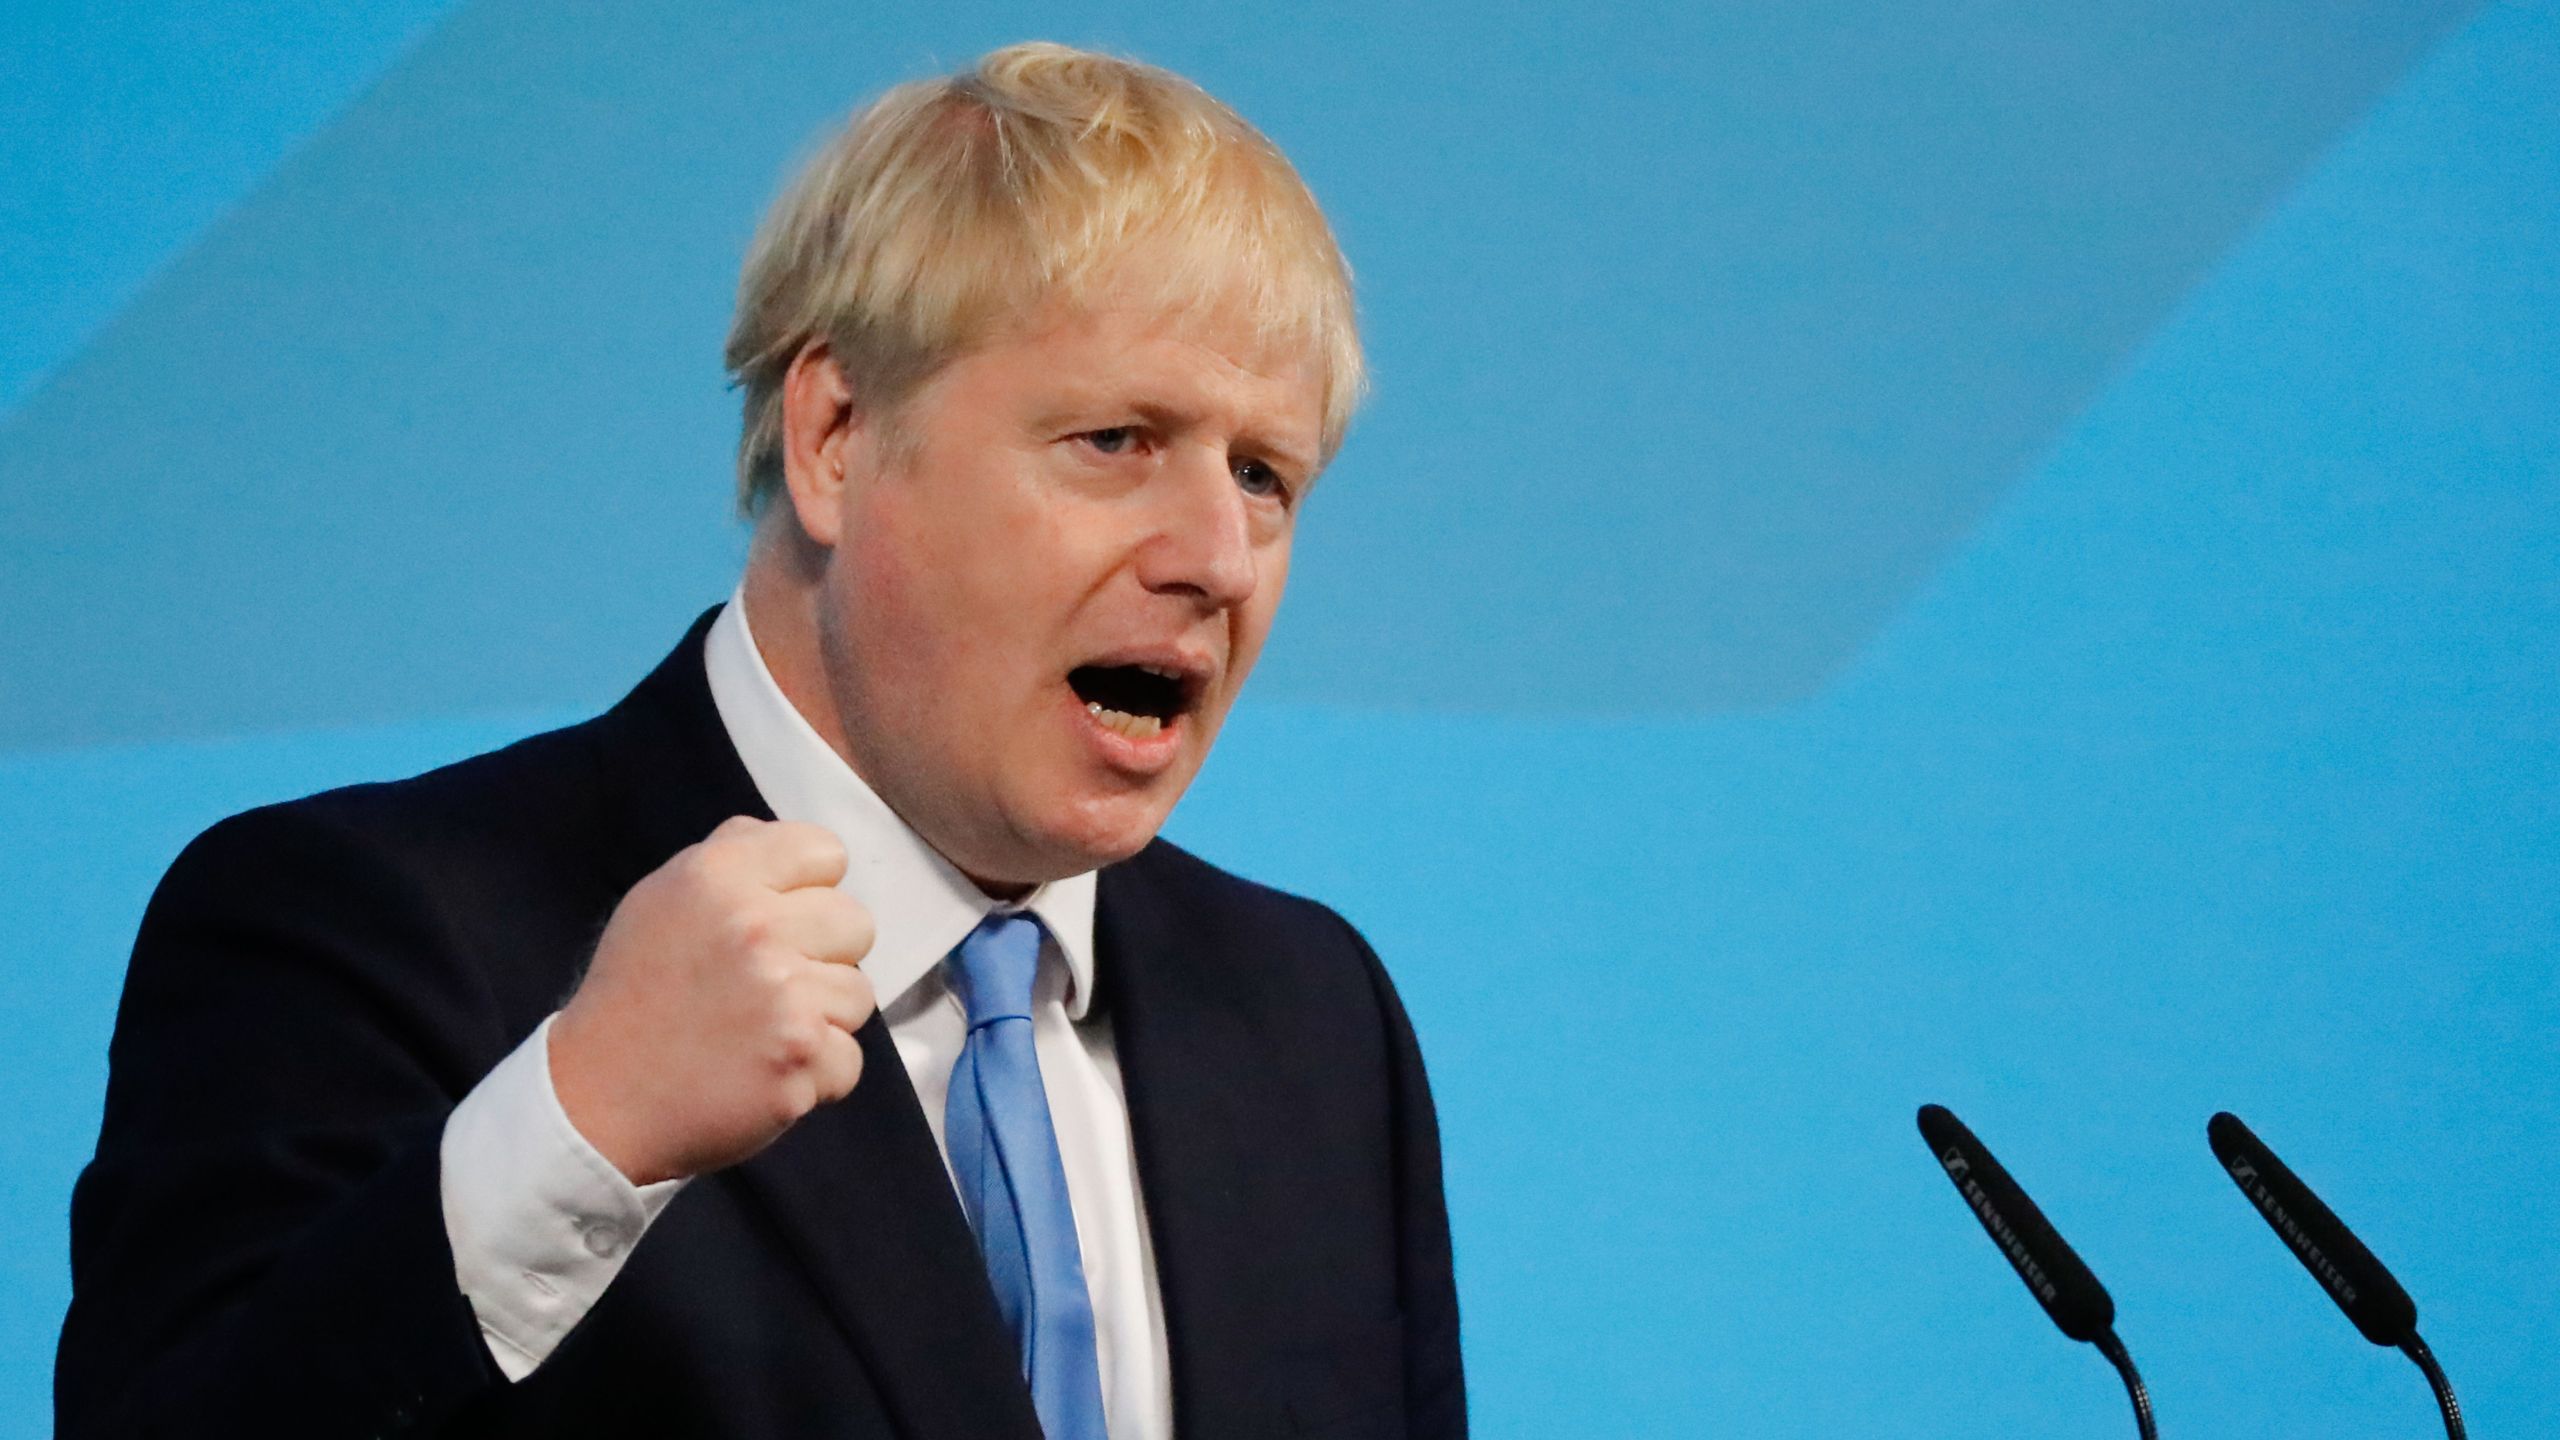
left=723, top=42, right=1365, bottom=515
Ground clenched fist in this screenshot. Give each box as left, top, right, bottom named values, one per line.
left=549, top=816, right=877, bottom=1184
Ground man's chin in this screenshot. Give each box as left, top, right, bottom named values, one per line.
left=1011, top=788, right=1178, bottom=878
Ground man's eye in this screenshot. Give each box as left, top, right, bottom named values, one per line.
left=1234, top=460, right=1287, bottom=501
left=1083, top=427, right=1139, bottom=455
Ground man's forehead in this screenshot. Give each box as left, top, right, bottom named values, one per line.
left=1003, top=300, right=1325, bottom=454
left=1023, top=285, right=1319, bottom=373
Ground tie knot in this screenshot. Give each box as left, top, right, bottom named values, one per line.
left=949, top=911, right=1045, bottom=1028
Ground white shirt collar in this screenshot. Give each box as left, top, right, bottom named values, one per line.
left=701, top=589, right=1100, bottom=1019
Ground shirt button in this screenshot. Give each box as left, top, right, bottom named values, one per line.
left=582, top=1223, right=626, bottom=1258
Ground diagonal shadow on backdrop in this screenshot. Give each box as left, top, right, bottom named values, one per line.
left=0, top=0, right=2480, bottom=748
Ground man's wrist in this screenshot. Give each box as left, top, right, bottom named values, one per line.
left=544, top=1002, right=665, bottom=1185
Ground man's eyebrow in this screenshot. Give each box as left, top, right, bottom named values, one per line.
left=1124, top=400, right=1319, bottom=476
left=1239, top=429, right=1320, bottom=479
left=1025, top=392, right=1115, bottom=432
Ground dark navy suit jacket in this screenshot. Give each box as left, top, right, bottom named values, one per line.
left=57, top=611, right=1465, bottom=1439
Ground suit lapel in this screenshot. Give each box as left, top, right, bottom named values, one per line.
left=726, top=1036, right=1042, bottom=1440
left=593, top=610, right=1040, bottom=1440
left=1096, top=848, right=1271, bottom=1436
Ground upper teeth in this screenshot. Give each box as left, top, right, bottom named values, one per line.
left=1138, top=664, right=1178, bottom=679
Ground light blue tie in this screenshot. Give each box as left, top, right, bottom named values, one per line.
left=944, top=911, right=1109, bottom=1440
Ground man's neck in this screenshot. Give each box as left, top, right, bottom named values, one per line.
left=739, top=526, right=847, bottom=761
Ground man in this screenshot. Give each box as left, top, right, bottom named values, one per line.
left=56, top=43, right=1463, bottom=1440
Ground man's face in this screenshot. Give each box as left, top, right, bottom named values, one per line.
left=814, top=300, right=1323, bottom=887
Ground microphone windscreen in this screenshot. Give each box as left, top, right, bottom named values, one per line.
left=2207, top=1111, right=2417, bottom=1346
left=1917, top=1104, right=2117, bottom=1343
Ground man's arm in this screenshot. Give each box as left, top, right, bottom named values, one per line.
left=59, top=799, right=881, bottom=1435
left=56, top=804, right=509, bottom=1438
left=1342, top=915, right=1467, bottom=1440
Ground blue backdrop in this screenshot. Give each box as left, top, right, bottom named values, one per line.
left=5, top=1, right=2553, bottom=1433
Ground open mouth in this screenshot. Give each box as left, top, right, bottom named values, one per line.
left=1068, top=663, right=1193, bottom=741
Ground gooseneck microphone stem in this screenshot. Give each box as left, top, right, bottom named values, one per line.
left=2093, top=1329, right=2159, bottom=1440
left=2402, top=1334, right=2465, bottom=1440
left=2099, top=1322, right=2160, bottom=1434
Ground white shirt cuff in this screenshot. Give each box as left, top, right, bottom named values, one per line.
left=439, top=1013, right=688, bottom=1380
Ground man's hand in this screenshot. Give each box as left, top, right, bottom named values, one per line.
left=549, top=817, right=877, bottom=1185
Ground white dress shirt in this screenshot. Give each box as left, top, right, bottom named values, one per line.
left=439, top=593, right=1173, bottom=1439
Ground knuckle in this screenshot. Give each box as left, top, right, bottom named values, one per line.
left=777, top=970, right=825, bottom=1018
left=770, top=1022, right=819, bottom=1071
left=725, top=906, right=775, bottom=953
left=623, top=866, right=678, bottom=917
left=670, top=846, right=726, bottom=895
left=740, top=945, right=791, bottom=991
left=764, top=978, right=810, bottom=1027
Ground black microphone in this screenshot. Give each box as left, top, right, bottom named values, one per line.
left=2207, top=1112, right=2466, bottom=1439
left=1917, top=1104, right=2156, bottom=1440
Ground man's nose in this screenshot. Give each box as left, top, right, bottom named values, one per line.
left=1133, top=449, right=1258, bottom=608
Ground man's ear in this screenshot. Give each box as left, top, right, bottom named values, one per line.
left=778, top=342, right=860, bottom=548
